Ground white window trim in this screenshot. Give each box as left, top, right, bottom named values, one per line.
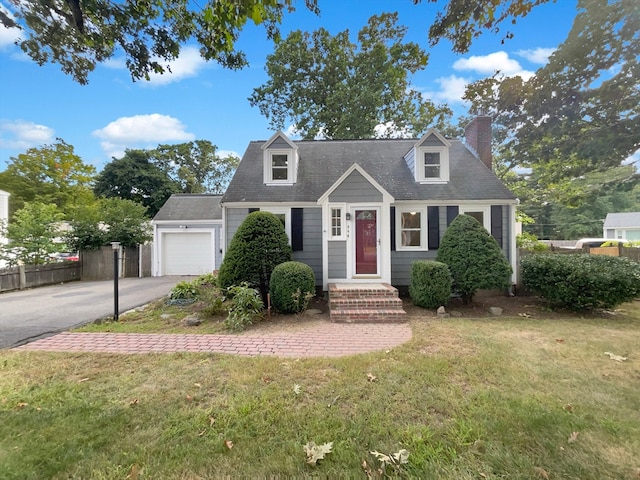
left=328, top=203, right=347, bottom=241
left=263, top=149, right=295, bottom=185
left=261, top=207, right=291, bottom=242
left=417, top=146, right=449, bottom=184
left=396, top=206, right=428, bottom=251
left=459, top=205, right=491, bottom=232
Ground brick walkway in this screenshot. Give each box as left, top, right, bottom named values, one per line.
left=15, top=323, right=412, bottom=357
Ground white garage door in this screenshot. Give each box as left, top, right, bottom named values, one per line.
left=162, top=232, right=214, bottom=275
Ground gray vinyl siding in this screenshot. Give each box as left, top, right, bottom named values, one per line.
left=391, top=206, right=447, bottom=286
left=418, top=133, right=445, bottom=147
left=329, top=170, right=383, bottom=202
left=266, top=136, right=291, bottom=149
left=328, top=241, right=347, bottom=279
left=292, top=207, right=323, bottom=286
left=225, top=208, right=250, bottom=247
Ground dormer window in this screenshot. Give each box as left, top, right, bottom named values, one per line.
left=271, top=153, right=289, bottom=181
left=262, top=132, right=298, bottom=185
left=405, top=129, right=451, bottom=184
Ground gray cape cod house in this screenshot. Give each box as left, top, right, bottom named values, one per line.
left=220, top=116, right=518, bottom=295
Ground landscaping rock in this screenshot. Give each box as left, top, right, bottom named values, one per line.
left=304, top=309, right=323, bottom=316
left=489, top=307, right=503, bottom=316
left=183, top=315, right=202, bottom=327
left=436, top=306, right=450, bottom=318
left=160, top=314, right=174, bottom=320
left=450, top=311, right=463, bottom=317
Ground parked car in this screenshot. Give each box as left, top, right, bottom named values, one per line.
left=573, top=238, right=629, bottom=249
left=54, top=252, right=80, bottom=262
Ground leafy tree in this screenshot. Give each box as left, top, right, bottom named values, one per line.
left=436, top=214, right=512, bottom=304
left=249, top=13, right=452, bottom=140
left=463, top=0, right=639, bottom=207
left=94, top=149, right=179, bottom=217
left=218, top=211, right=292, bottom=305
left=2, top=0, right=319, bottom=84
left=0, top=139, right=96, bottom=218
left=64, top=197, right=152, bottom=250
left=151, top=141, right=239, bottom=194
left=0, top=202, right=64, bottom=266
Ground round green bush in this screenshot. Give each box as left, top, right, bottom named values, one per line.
left=409, top=260, right=452, bottom=309
left=521, top=253, right=640, bottom=311
left=436, top=214, right=512, bottom=304
left=218, top=211, right=292, bottom=304
left=269, top=261, right=316, bottom=314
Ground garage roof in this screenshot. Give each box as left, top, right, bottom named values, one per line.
left=153, top=194, right=222, bottom=222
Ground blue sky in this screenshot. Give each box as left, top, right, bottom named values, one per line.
left=0, top=0, right=579, bottom=172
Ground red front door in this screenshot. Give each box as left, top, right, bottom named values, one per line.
left=355, top=209, right=378, bottom=275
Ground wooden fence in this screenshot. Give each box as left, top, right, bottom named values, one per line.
left=0, top=244, right=152, bottom=293
left=0, top=262, right=81, bottom=293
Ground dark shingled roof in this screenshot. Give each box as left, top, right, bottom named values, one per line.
left=221, top=138, right=516, bottom=203
left=153, top=194, right=222, bottom=221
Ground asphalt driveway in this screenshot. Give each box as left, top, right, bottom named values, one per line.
left=0, top=276, right=189, bottom=349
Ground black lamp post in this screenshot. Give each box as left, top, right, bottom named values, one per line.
left=111, top=242, right=120, bottom=320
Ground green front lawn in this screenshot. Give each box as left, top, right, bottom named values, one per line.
left=1, top=301, right=639, bottom=479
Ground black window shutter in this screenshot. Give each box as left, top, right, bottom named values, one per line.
left=390, top=207, right=396, bottom=251
left=428, top=206, right=440, bottom=250
left=446, top=206, right=459, bottom=226
left=248, top=208, right=260, bottom=213
left=491, top=205, right=503, bottom=247
left=291, top=208, right=303, bottom=251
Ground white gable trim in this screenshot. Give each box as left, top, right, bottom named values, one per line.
left=261, top=131, right=298, bottom=151
left=317, top=163, right=395, bottom=205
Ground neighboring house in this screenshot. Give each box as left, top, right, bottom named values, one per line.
left=152, top=194, right=223, bottom=276
left=220, top=116, right=518, bottom=291
left=0, top=189, right=9, bottom=269
left=603, top=212, right=640, bottom=241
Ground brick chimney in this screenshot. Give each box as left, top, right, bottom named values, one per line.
left=464, top=115, right=492, bottom=170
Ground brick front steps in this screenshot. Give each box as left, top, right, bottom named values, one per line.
left=328, top=283, right=407, bottom=323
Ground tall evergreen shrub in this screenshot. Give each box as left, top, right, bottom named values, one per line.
left=436, top=214, right=512, bottom=304
left=218, top=211, right=292, bottom=304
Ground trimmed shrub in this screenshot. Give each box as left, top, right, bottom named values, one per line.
left=521, top=253, right=640, bottom=312
left=218, top=211, right=293, bottom=304
left=436, top=214, right=512, bottom=304
left=409, top=260, right=452, bottom=309
left=269, top=261, right=316, bottom=314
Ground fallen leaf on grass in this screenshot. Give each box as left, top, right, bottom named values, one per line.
left=224, top=439, right=233, bottom=450
left=479, top=473, right=487, bottom=479
left=293, top=384, right=301, bottom=395
left=16, top=402, right=28, bottom=410
left=604, top=352, right=628, bottom=362
left=129, top=399, right=139, bottom=406
left=555, top=338, right=565, bottom=343
left=209, top=416, right=215, bottom=427
left=534, top=466, right=549, bottom=479
left=194, top=383, right=201, bottom=388
left=78, top=377, right=90, bottom=383
left=128, top=464, right=141, bottom=480
left=563, top=403, right=573, bottom=413
left=518, top=313, right=531, bottom=318
left=362, top=459, right=373, bottom=478
left=367, top=373, right=377, bottom=382
left=568, top=431, right=579, bottom=443
left=198, top=429, right=206, bottom=437
left=304, top=441, right=333, bottom=465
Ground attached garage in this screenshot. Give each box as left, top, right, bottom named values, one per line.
left=152, top=194, right=223, bottom=276
left=161, top=231, right=215, bottom=275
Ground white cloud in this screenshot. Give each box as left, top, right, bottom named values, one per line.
left=217, top=149, right=240, bottom=159
left=92, top=114, right=195, bottom=158
left=284, top=124, right=300, bottom=138
left=454, top=51, right=534, bottom=80
left=515, top=47, right=555, bottom=65
left=143, top=47, right=207, bottom=86
left=420, top=75, right=471, bottom=105
left=0, top=119, right=55, bottom=150
left=374, top=121, right=412, bottom=139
